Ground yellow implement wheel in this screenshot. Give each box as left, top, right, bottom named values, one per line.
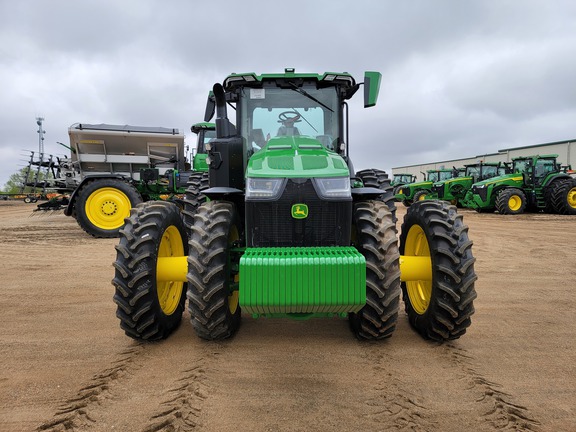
left=404, top=224, right=432, bottom=315
left=157, top=225, right=186, bottom=315
left=85, top=187, right=132, bottom=231
left=76, top=179, right=142, bottom=237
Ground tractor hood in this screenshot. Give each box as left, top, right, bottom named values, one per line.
left=473, top=173, right=524, bottom=188
left=246, top=136, right=349, bottom=178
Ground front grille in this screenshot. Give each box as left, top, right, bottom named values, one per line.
left=432, top=184, right=444, bottom=198
left=246, top=179, right=352, bottom=247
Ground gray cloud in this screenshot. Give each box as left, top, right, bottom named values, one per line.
left=2, top=0, right=576, bottom=188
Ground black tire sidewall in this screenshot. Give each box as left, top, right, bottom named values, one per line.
left=112, top=201, right=188, bottom=340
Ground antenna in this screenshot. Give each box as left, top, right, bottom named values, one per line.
left=36, top=116, right=45, bottom=154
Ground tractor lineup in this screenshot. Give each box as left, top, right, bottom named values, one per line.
left=395, top=155, right=576, bottom=215
left=394, top=168, right=463, bottom=206
left=111, top=69, right=478, bottom=342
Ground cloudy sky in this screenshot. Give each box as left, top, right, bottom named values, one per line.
left=1, top=0, right=575, bottom=189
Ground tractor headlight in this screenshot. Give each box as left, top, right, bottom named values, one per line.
left=245, top=178, right=286, bottom=200
left=313, top=177, right=351, bottom=200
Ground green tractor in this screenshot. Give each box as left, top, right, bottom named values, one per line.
left=428, top=162, right=508, bottom=206
left=466, top=154, right=576, bottom=214
left=190, top=122, right=216, bottom=172
left=395, top=168, right=461, bottom=206
left=112, top=69, right=477, bottom=342
left=391, top=173, right=416, bottom=195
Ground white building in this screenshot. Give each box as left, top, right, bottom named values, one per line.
left=392, top=138, right=576, bottom=181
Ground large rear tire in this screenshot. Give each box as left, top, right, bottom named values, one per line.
left=495, top=188, right=526, bottom=215
left=399, top=200, right=477, bottom=341
left=349, top=200, right=401, bottom=340
left=182, top=171, right=209, bottom=231
left=187, top=201, right=242, bottom=340
left=76, top=179, right=142, bottom=237
left=112, top=201, right=188, bottom=340
left=356, top=169, right=397, bottom=224
left=551, top=178, right=576, bottom=215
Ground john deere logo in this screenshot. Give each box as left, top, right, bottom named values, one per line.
left=291, top=204, right=308, bottom=219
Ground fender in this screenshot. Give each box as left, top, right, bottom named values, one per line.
left=64, top=174, right=129, bottom=217
left=351, top=186, right=387, bottom=200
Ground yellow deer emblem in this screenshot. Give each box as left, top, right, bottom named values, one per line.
left=291, top=204, right=308, bottom=219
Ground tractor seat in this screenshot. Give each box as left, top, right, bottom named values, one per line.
left=277, top=126, right=301, bottom=136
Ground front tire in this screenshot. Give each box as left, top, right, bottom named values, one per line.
left=349, top=201, right=401, bottom=340
left=496, top=188, right=526, bottom=215
left=112, top=201, right=188, bottom=340
left=413, top=190, right=429, bottom=203
left=76, top=179, right=142, bottom=237
left=187, top=201, right=242, bottom=340
left=399, top=200, right=477, bottom=341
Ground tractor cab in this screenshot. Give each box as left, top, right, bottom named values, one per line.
left=513, top=155, right=559, bottom=187
left=203, top=69, right=381, bottom=189
left=190, top=122, right=215, bottom=172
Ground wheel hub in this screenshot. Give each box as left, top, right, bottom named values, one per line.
left=101, top=201, right=118, bottom=216
left=508, top=195, right=521, bottom=211
left=568, top=187, right=576, bottom=208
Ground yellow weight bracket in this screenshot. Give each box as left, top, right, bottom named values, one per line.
left=156, top=254, right=432, bottom=283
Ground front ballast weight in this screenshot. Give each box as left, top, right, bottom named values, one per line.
left=112, top=199, right=477, bottom=342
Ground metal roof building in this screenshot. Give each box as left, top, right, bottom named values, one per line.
left=391, top=138, right=576, bottom=181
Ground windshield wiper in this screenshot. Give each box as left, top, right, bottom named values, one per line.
left=290, top=107, right=318, bottom=133
left=288, top=82, right=334, bottom=112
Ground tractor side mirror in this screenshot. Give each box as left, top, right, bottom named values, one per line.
left=204, top=91, right=215, bottom=122
left=363, top=71, right=382, bottom=108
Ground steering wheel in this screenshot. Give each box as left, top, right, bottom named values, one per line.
left=278, top=111, right=301, bottom=125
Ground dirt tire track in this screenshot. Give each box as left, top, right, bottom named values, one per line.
left=35, top=329, right=220, bottom=432
left=37, top=344, right=146, bottom=431
left=141, top=348, right=222, bottom=432
left=365, top=350, right=436, bottom=431
left=445, top=343, right=541, bottom=431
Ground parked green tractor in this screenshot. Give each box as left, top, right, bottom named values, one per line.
left=112, top=69, right=477, bottom=343
left=427, top=162, right=508, bottom=206
left=391, top=173, right=416, bottom=195
left=395, top=168, right=461, bottom=206
left=466, top=154, right=576, bottom=214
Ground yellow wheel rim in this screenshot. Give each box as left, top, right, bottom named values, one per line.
left=418, top=194, right=426, bottom=201
left=508, top=195, right=522, bottom=211
left=157, top=225, right=185, bottom=315
left=405, top=225, right=432, bottom=315
left=568, top=186, right=576, bottom=208
left=228, top=225, right=240, bottom=314
left=85, top=187, right=132, bottom=230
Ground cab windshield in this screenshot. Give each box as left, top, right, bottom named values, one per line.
left=439, top=171, right=453, bottom=181
left=238, top=84, right=340, bottom=152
